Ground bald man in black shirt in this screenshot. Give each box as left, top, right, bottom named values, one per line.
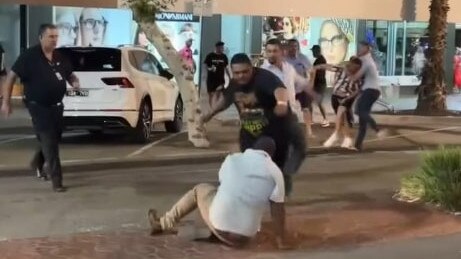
left=201, top=53, right=306, bottom=197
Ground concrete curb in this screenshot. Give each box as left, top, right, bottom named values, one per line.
left=0, top=152, right=230, bottom=178
left=1, top=142, right=443, bottom=179
left=218, top=115, right=461, bottom=132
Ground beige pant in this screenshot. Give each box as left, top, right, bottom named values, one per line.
left=160, top=183, right=235, bottom=244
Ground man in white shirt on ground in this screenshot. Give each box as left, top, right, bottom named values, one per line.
left=148, top=136, right=289, bottom=249
left=351, top=41, right=387, bottom=151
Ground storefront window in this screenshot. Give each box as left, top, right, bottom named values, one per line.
left=366, top=20, right=388, bottom=75
left=0, top=5, right=20, bottom=70
left=221, top=15, right=252, bottom=58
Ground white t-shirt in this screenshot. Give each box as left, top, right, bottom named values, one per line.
left=209, top=149, right=285, bottom=237
left=261, top=60, right=306, bottom=122
left=359, top=53, right=381, bottom=91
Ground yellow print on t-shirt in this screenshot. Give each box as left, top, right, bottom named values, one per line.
left=234, top=92, right=268, bottom=136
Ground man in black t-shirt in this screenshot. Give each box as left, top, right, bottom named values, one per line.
left=1, top=24, right=80, bottom=192
left=201, top=53, right=306, bottom=196
left=311, top=45, right=329, bottom=127
left=204, top=41, right=230, bottom=107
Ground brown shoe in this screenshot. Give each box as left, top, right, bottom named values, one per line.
left=148, top=209, right=163, bottom=235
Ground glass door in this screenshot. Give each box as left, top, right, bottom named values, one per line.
left=387, top=21, right=428, bottom=76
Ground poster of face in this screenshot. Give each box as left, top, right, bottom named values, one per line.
left=262, top=16, right=310, bottom=54
left=133, top=12, right=202, bottom=84
left=309, top=18, right=357, bottom=66
left=53, top=6, right=133, bottom=47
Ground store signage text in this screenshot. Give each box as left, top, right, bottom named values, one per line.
left=155, top=12, right=199, bottom=22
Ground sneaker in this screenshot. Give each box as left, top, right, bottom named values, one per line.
left=53, top=186, right=67, bottom=192
left=323, top=133, right=339, bottom=147
left=377, top=129, right=389, bottom=139
left=36, top=169, right=48, bottom=181
left=321, top=120, right=330, bottom=127
left=341, top=137, right=354, bottom=148
left=148, top=209, right=163, bottom=235
left=345, top=146, right=360, bottom=151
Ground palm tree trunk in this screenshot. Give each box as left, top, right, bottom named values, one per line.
left=415, top=0, right=449, bottom=115
left=139, top=22, right=209, bottom=148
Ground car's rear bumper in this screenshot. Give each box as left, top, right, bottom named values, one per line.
left=63, top=111, right=138, bottom=130
left=64, top=116, right=131, bottom=130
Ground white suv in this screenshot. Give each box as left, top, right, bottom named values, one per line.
left=59, top=46, right=183, bottom=143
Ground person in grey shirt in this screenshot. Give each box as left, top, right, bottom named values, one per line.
left=350, top=41, right=386, bottom=151
left=285, top=39, right=314, bottom=137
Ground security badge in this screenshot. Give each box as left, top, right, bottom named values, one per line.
left=54, top=62, right=63, bottom=81
left=55, top=72, right=63, bottom=81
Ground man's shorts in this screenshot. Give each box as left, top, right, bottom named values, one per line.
left=331, top=95, right=355, bottom=127
left=331, top=95, right=355, bottom=111
left=295, top=92, right=312, bottom=110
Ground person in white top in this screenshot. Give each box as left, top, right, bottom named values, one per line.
left=260, top=38, right=311, bottom=124
left=259, top=39, right=310, bottom=193
left=148, top=136, right=289, bottom=249
left=350, top=41, right=386, bottom=151
left=285, top=39, right=315, bottom=138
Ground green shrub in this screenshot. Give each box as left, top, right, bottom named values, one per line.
left=398, top=147, right=461, bottom=212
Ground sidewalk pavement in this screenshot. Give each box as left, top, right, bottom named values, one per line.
left=2, top=95, right=461, bottom=175
left=3, top=117, right=461, bottom=176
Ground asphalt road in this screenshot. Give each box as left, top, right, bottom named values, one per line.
left=0, top=151, right=420, bottom=240
left=0, top=105, right=185, bottom=169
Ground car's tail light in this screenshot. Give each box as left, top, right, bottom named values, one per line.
left=101, top=77, right=134, bottom=88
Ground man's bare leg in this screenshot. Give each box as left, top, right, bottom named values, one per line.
left=303, top=109, right=314, bottom=138
left=338, top=107, right=355, bottom=149
left=324, top=108, right=345, bottom=147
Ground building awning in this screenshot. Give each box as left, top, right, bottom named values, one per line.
left=3, top=0, right=461, bottom=23
left=0, top=0, right=119, bottom=8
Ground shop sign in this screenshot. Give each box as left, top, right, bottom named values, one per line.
left=155, top=12, right=200, bottom=22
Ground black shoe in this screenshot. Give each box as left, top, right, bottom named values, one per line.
left=53, top=186, right=67, bottom=192
left=35, top=169, right=49, bottom=181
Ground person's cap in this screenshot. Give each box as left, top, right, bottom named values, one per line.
left=311, top=45, right=321, bottom=51
left=215, top=41, right=225, bottom=47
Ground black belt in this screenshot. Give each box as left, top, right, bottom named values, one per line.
left=24, top=99, right=63, bottom=107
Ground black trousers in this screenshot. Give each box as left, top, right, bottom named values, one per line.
left=239, top=121, right=306, bottom=196
left=354, top=89, right=381, bottom=150
left=27, top=101, right=64, bottom=188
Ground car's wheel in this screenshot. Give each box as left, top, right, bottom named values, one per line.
left=132, top=99, right=153, bottom=143
left=165, top=96, right=183, bottom=133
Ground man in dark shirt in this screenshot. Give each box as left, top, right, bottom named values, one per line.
left=204, top=41, right=230, bottom=107
left=1, top=24, right=80, bottom=192
left=201, top=53, right=306, bottom=196
left=311, top=45, right=329, bottom=127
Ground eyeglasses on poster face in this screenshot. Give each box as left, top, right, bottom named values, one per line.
left=57, top=23, right=78, bottom=35
left=319, top=34, right=346, bottom=48
left=81, top=19, right=107, bottom=29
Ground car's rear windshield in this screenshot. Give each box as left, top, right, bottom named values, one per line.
left=58, top=48, right=122, bottom=72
